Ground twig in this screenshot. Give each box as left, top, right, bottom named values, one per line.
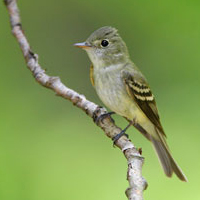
left=4, top=0, right=147, bottom=199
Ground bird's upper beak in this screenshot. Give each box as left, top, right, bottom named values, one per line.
left=73, top=42, right=92, bottom=49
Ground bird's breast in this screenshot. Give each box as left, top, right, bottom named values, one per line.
left=93, top=67, right=139, bottom=120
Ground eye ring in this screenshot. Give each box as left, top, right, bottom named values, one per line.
left=101, top=39, right=109, bottom=47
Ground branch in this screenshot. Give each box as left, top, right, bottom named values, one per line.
left=4, top=0, right=147, bottom=199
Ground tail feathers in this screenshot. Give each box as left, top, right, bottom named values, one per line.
left=170, top=152, right=188, bottom=182
left=151, top=135, right=187, bottom=182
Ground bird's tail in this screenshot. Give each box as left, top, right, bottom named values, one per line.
left=150, top=130, right=187, bottom=182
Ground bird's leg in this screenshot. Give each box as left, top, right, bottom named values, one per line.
left=95, top=111, right=115, bottom=125
left=112, top=121, right=134, bottom=144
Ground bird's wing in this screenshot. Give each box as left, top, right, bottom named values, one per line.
left=122, top=70, right=165, bottom=135
left=122, top=70, right=187, bottom=181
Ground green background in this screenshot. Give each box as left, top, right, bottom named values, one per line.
left=1, top=0, right=200, bottom=199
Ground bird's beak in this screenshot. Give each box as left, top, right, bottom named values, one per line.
left=73, top=42, right=92, bottom=49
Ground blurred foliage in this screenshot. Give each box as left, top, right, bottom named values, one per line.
left=1, top=0, right=200, bottom=199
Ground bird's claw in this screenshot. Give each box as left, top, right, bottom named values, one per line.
left=95, top=112, right=115, bottom=125
left=112, top=130, right=129, bottom=146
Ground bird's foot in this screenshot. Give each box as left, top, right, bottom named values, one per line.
left=95, top=112, right=115, bottom=125
left=112, top=130, right=129, bottom=145
left=112, top=121, right=134, bottom=146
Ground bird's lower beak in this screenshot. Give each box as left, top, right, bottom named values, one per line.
left=74, top=42, right=92, bottom=49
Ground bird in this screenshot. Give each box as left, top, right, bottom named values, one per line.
left=74, top=26, right=187, bottom=181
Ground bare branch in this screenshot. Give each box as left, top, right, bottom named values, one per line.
left=4, top=0, right=147, bottom=199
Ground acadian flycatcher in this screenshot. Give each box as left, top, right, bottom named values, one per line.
left=74, top=26, right=187, bottom=181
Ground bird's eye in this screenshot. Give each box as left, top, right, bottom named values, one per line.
left=101, top=39, right=109, bottom=47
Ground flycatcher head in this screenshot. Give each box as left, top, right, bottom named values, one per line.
left=74, top=26, right=130, bottom=67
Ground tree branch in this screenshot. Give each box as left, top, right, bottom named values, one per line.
left=4, top=0, right=147, bottom=199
